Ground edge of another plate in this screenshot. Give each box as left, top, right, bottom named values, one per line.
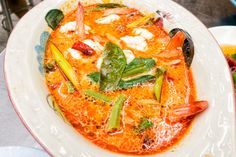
left=0, top=146, right=49, bottom=157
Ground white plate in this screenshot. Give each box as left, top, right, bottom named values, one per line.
left=0, top=147, right=49, bottom=157
left=209, top=26, right=236, bottom=45
left=4, top=0, right=236, bottom=157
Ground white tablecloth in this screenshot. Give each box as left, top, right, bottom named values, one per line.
left=0, top=50, right=42, bottom=149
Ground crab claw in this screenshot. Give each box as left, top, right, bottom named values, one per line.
left=168, top=101, right=208, bottom=123
left=76, top=1, right=86, bottom=40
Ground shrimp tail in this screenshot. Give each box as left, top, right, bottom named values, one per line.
left=168, top=101, right=208, bottom=123
left=76, top=1, right=86, bottom=40
left=166, top=31, right=186, bottom=50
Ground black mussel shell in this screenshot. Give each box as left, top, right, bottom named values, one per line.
left=169, top=28, right=194, bottom=68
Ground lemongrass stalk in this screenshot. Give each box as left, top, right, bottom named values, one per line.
left=49, top=43, right=80, bottom=90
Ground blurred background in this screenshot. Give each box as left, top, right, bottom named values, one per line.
left=0, top=0, right=236, bottom=52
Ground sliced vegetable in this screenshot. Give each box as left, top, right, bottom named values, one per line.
left=85, top=7, right=105, bottom=13
left=119, top=75, right=155, bottom=89
left=135, top=118, right=153, bottom=134
left=107, top=94, right=126, bottom=131
left=87, top=72, right=100, bottom=83
left=232, top=72, right=236, bottom=85
left=122, top=58, right=156, bottom=78
left=100, top=42, right=127, bottom=91
left=231, top=53, right=236, bottom=60
left=97, top=3, right=125, bottom=8
left=84, top=89, right=112, bottom=103
left=127, top=13, right=155, bottom=28
left=65, top=81, right=75, bottom=93
left=49, top=43, right=80, bottom=90
left=85, top=3, right=125, bottom=13
left=154, top=68, right=166, bottom=102
left=169, top=28, right=194, bottom=67
left=72, top=41, right=95, bottom=56
left=45, top=9, right=64, bottom=30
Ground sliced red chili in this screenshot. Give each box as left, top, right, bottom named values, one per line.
left=72, top=41, right=95, bottom=56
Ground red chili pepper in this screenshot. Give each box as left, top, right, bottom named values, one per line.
left=72, top=41, right=95, bottom=56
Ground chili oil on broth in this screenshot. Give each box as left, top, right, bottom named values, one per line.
left=45, top=4, right=196, bottom=155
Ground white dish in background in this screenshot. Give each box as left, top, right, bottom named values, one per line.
left=209, top=26, right=236, bottom=45
left=4, top=0, right=236, bottom=157
left=0, top=147, right=49, bottom=157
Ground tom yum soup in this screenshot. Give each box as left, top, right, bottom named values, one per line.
left=44, top=2, right=208, bottom=155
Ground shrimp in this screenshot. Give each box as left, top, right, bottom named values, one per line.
left=166, top=31, right=186, bottom=50
left=157, top=49, right=183, bottom=59
left=157, top=31, right=185, bottom=59
left=103, top=8, right=137, bottom=16
left=167, top=101, right=208, bottom=123
left=76, top=1, right=86, bottom=40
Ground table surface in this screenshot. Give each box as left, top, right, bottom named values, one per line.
left=0, top=50, right=41, bottom=148
left=173, top=0, right=236, bottom=27
left=0, top=0, right=235, bottom=155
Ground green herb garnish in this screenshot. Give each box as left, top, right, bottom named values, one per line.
left=97, top=3, right=125, bottom=8
left=230, top=53, right=236, bottom=60
left=87, top=72, right=100, bottom=83
left=122, top=58, right=156, bottom=78
left=100, top=42, right=127, bottom=91
left=45, top=9, right=64, bottom=30
left=85, top=3, right=125, bottom=13
left=135, top=118, right=153, bottom=134
left=119, top=75, right=155, bottom=89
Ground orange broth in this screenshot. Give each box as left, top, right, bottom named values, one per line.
left=45, top=4, right=196, bottom=155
